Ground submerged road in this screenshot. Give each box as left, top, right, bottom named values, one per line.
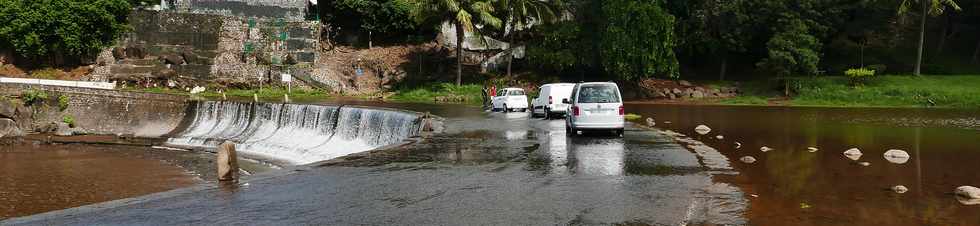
left=4, top=106, right=746, bottom=225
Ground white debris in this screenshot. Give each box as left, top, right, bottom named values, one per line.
left=189, top=86, right=206, bottom=94
left=750, top=194, right=759, bottom=198
left=807, top=147, right=819, bottom=152
left=892, top=185, right=909, bottom=194
left=734, top=142, right=741, bottom=149
left=760, top=146, right=773, bottom=152
left=739, top=156, right=757, bottom=164
left=843, top=148, right=863, bottom=161
left=695, top=125, right=712, bottom=135
left=664, top=121, right=672, bottom=124
left=955, top=186, right=980, bottom=199
left=858, top=161, right=871, bottom=166
left=715, top=135, right=724, bottom=140
left=883, top=149, right=911, bottom=164
left=646, top=118, right=656, bottom=127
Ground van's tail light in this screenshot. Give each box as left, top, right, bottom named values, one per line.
left=618, top=106, right=625, bottom=115
left=572, top=106, right=580, bottom=116
left=548, top=96, right=553, bottom=104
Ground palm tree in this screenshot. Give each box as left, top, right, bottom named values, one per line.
left=410, top=0, right=502, bottom=85
left=899, top=0, right=961, bottom=75
left=497, top=0, right=562, bottom=77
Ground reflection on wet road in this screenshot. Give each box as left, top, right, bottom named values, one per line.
left=4, top=105, right=746, bottom=225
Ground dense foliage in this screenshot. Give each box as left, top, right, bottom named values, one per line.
left=599, top=0, right=678, bottom=79
left=321, top=0, right=419, bottom=42
left=0, top=0, right=132, bottom=61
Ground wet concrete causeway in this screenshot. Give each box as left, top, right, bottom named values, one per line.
left=3, top=107, right=746, bottom=225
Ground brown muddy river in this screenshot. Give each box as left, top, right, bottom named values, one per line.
left=626, top=103, right=980, bottom=226
left=0, top=143, right=202, bottom=218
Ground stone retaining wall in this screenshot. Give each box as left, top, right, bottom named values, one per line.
left=0, top=84, right=188, bottom=137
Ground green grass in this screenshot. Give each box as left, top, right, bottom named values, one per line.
left=388, top=83, right=484, bottom=105
left=732, top=75, right=980, bottom=108
left=624, top=113, right=642, bottom=121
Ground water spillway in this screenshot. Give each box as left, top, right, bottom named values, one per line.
left=166, top=101, right=423, bottom=164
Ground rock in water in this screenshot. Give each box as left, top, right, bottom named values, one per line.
left=843, top=148, right=863, bottom=161
left=807, top=147, right=819, bottom=152
left=715, top=135, right=724, bottom=140
left=955, top=186, right=980, bottom=199
left=892, top=185, right=909, bottom=194
left=646, top=118, right=656, bottom=127
left=734, top=142, right=742, bottom=149
left=739, top=156, right=757, bottom=164
left=858, top=162, right=871, bottom=166
left=883, top=149, right=911, bottom=164
left=760, top=146, right=773, bottom=152
left=694, top=125, right=711, bottom=135
left=0, top=118, right=23, bottom=138
left=217, top=141, right=239, bottom=181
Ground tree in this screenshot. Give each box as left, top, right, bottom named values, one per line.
left=0, top=0, right=131, bottom=64
left=409, top=0, right=502, bottom=85
left=324, top=0, right=417, bottom=48
left=757, top=17, right=822, bottom=77
left=496, top=0, right=562, bottom=77
left=898, top=0, right=961, bottom=75
left=599, top=0, right=678, bottom=80
left=667, top=0, right=750, bottom=80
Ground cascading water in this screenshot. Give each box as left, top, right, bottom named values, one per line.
left=166, top=101, right=422, bottom=164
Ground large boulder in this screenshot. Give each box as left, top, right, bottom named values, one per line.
left=163, top=54, right=185, bottom=65
left=0, top=118, right=23, bottom=138
left=0, top=100, right=16, bottom=119
left=217, top=141, right=239, bottom=181
left=955, top=186, right=980, bottom=199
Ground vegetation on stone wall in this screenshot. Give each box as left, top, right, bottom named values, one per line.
left=0, top=0, right=132, bottom=65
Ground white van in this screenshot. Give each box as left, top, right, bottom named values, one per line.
left=530, top=83, right=576, bottom=118
left=563, top=82, right=625, bottom=136
left=492, top=88, right=529, bottom=112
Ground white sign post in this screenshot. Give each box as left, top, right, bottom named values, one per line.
left=281, top=73, right=292, bottom=93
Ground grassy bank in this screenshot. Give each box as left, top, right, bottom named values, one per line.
left=129, top=87, right=332, bottom=100
left=720, top=75, right=980, bottom=108
left=388, top=83, right=484, bottom=105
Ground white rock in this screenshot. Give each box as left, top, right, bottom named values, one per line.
left=189, top=86, right=206, bottom=94
left=750, top=194, right=759, bottom=198
left=955, top=186, right=980, bottom=199
left=957, top=196, right=980, bottom=205
left=807, top=147, right=819, bottom=152
left=695, top=125, right=711, bottom=135
left=760, top=146, right=773, bottom=152
left=892, top=185, right=909, bottom=194
left=858, top=161, right=871, bottom=166
left=715, top=135, right=724, bottom=140
left=734, top=142, right=741, bottom=149
left=883, top=149, right=911, bottom=164
left=646, top=118, right=656, bottom=127
left=843, top=148, right=863, bottom=161
left=664, top=121, right=672, bottom=124
left=739, top=156, right=757, bottom=164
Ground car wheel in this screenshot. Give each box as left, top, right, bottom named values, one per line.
left=544, top=108, right=552, bottom=119
left=503, top=104, right=509, bottom=112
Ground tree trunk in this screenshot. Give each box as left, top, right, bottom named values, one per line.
left=455, top=21, right=464, bottom=86
left=507, top=33, right=514, bottom=77
left=718, top=55, right=727, bottom=81
left=973, top=38, right=980, bottom=64
left=913, top=1, right=927, bottom=76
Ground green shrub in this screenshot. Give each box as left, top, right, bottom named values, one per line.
left=62, top=115, right=75, bottom=128
left=58, top=95, right=70, bottom=111
left=22, top=89, right=49, bottom=105
left=624, top=113, right=642, bottom=121
left=845, top=68, right=875, bottom=85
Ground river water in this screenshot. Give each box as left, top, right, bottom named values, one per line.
left=625, top=103, right=980, bottom=226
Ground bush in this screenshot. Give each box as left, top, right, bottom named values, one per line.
left=62, top=115, right=75, bottom=128
left=22, top=89, right=49, bottom=105
left=58, top=95, right=70, bottom=111
left=845, top=68, right=875, bottom=85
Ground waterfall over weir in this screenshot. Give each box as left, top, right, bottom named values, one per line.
left=166, top=101, right=422, bottom=165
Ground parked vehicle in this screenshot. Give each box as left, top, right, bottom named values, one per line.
left=564, top=82, right=625, bottom=136
left=531, top=83, right=576, bottom=119
left=492, top=88, right=529, bottom=112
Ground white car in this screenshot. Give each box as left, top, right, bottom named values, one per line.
left=530, top=83, right=575, bottom=118
left=564, top=82, right=625, bottom=136
left=492, top=88, right=529, bottom=112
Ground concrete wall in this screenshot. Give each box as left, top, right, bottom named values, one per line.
left=0, top=84, right=188, bottom=138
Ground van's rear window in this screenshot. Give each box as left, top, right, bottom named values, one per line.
left=577, top=85, right=620, bottom=103
left=508, top=90, right=524, bottom=95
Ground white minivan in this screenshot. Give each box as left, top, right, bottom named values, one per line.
left=563, top=82, right=625, bottom=136
left=492, top=88, right=529, bottom=112
left=530, top=83, right=576, bottom=118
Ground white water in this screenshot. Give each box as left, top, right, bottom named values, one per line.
left=166, top=101, right=422, bottom=164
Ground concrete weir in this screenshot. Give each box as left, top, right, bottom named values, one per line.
left=166, top=101, right=424, bottom=165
